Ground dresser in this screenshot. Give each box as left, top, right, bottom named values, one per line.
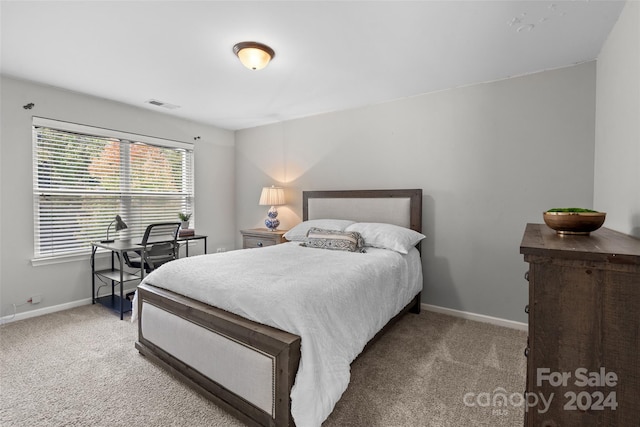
left=520, top=223, right=640, bottom=426
left=240, top=228, right=288, bottom=249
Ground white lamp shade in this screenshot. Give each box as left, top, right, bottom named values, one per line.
left=259, top=186, right=285, bottom=206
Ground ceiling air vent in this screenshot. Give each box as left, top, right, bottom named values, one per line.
left=145, top=99, right=180, bottom=110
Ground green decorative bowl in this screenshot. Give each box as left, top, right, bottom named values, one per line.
left=543, top=210, right=606, bottom=235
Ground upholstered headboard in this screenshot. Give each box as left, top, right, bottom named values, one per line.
left=302, top=189, right=422, bottom=233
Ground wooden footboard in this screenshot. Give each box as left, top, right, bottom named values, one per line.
left=135, top=283, right=301, bottom=427
left=136, top=284, right=421, bottom=427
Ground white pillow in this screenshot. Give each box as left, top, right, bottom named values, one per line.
left=284, top=219, right=356, bottom=242
left=345, top=222, right=425, bottom=254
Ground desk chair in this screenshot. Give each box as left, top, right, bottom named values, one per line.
left=123, top=222, right=181, bottom=273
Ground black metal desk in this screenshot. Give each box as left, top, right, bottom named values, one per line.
left=179, top=234, right=208, bottom=256
left=91, top=240, right=145, bottom=320
left=91, top=235, right=207, bottom=319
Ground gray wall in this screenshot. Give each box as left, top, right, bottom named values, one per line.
left=236, top=63, right=597, bottom=323
left=594, top=1, right=640, bottom=237
left=5, top=0, right=636, bottom=323
left=0, top=76, right=236, bottom=318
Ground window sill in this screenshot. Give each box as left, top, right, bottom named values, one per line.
left=31, top=251, right=109, bottom=267
left=31, top=241, right=197, bottom=267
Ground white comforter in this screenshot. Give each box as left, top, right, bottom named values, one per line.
left=136, top=242, right=422, bottom=427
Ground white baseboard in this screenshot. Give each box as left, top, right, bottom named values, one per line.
left=2, top=294, right=527, bottom=331
left=422, top=303, right=528, bottom=331
left=1, top=298, right=92, bottom=324
left=1, top=286, right=138, bottom=325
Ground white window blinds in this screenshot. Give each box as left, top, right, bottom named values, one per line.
left=32, top=117, right=194, bottom=259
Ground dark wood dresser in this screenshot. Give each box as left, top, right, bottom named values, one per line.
left=520, top=223, right=640, bottom=427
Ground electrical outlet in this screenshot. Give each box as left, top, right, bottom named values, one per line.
left=30, top=294, right=42, bottom=304
left=216, top=248, right=226, bottom=253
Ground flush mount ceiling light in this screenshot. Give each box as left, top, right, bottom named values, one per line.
left=233, top=41, right=275, bottom=70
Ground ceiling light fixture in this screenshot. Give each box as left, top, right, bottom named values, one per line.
left=233, top=41, right=275, bottom=71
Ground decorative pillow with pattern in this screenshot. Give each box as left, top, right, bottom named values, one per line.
left=301, top=227, right=365, bottom=252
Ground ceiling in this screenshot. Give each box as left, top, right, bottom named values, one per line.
left=0, top=1, right=626, bottom=131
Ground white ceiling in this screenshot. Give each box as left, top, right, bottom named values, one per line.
left=1, top=1, right=626, bottom=131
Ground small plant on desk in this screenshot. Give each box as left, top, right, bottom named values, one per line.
left=178, top=212, right=192, bottom=229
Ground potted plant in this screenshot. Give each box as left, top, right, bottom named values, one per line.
left=543, top=208, right=606, bottom=235
left=178, top=212, right=192, bottom=229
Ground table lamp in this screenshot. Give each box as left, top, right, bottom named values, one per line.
left=259, top=186, right=285, bottom=231
left=102, top=215, right=128, bottom=243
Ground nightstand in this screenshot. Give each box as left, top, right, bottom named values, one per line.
left=240, top=228, right=288, bottom=249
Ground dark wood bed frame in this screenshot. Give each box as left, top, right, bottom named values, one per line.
left=135, top=189, right=423, bottom=427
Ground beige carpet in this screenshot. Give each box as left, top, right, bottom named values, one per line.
left=0, top=304, right=526, bottom=426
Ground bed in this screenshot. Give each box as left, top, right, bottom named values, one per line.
left=134, top=189, right=424, bottom=427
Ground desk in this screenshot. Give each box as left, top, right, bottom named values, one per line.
left=179, top=234, right=207, bottom=257
left=91, top=235, right=207, bottom=319
left=91, top=240, right=144, bottom=320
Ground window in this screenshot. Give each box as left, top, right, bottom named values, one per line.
left=32, top=117, right=194, bottom=259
